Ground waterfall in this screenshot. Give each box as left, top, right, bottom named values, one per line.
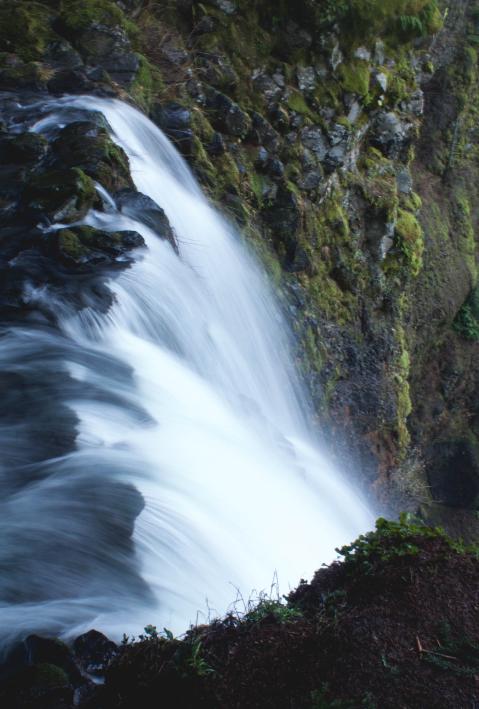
left=0, top=97, right=372, bottom=646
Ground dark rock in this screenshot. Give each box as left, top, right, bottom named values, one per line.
left=267, top=157, right=285, bottom=178
left=206, top=131, right=226, bottom=156
left=114, top=189, right=177, bottom=252
left=153, top=102, right=191, bottom=132
left=73, top=630, right=117, bottom=676
left=370, top=111, right=413, bottom=160
left=426, top=440, right=479, bottom=509
left=101, top=52, right=140, bottom=85
left=152, top=102, right=194, bottom=155
left=47, top=68, right=92, bottom=94
left=324, top=144, right=348, bottom=173
left=24, top=636, right=81, bottom=686
left=255, top=146, right=269, bottom=168
left=197, top=56, right=238, bottom=90
left=300, top=126, right=328, bottom=160
left=268, top=105, right=290, bottom=133
left=206, top=89, right=251, bottom=138
left=52, top=122, right=132, bottom=192
left=298, top=169, right=323, bottom=191
left=24, top=168, right=97, bottom=225
left=262, top=185, right=301, bottom=265
left=0, top=132, right=48, bottom=166
left=249, top=112, right=280, bottom=151
left=51, top=226, right=145, bottom=268
left=44, top=40, right=83, bottom=70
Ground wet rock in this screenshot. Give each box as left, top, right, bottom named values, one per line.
left=24, top=168, right=97, bottom=225
left=267, top=157, right=285, bottom=179
left=206, top=89, right=251, bottom=138
left=52, top=121, right=132, bottom=192
left=324, top=144, right=348, bottom=172
left=71, top=22, right=139, bottom=85
left=0, top=132, right=48, bottom=166
left=206, top=131, right=226, bottom=156
left=254, top=146, right=269, bottom=169
left=153, top=102, right=191, bottom=131
left=24, top=636, right=82, bottom=686
left=252, top=71, right=282, bottom=103
left=47, top=68, right=93, bottom=94
left=44, top=40, right=83, bottom=70
left=152, top=102, right=193, bottom=155
left=370, top=111, right=413, bottom=160
left=296, top=66, right=316, bottom=93
left=300, top=126, right=328, bottom=160
left=73, top=630, right=117, bottom=677
left=427, top=440, right=479, bottom=509
left=262, top=185, right=301, bottom=265
left=197, top=56, right=238, bottom=90
left=114, top=189, right=177, bottom=251
left=298, top=169, right=323, bottom=191
left=52, top=226, right=145, bottom=268
left=249, top=112, right=280, bottom=151
left=268, top=105, right=290, bottom=133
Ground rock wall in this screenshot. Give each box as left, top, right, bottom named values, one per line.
left=2, top=0, right=479, bottom=534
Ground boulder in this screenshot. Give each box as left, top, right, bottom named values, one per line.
left=24, top=168, right=97, bottom=225
left=114, top=189, right=177, bottom=252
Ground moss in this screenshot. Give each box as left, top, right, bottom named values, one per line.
left=0, top=2, right=58, bottom=62
left=58, top=0, right=135, bottom=36
left=58, top=229, right=87, bottom=259
left=453, top=192, right=478, bottom=284
left=395, top=208, right=424, bottom=276
left=338, top=60, right=371, bottom=97
left=454, top=287, right=479, bottom=342
left=26, top=167, right=96, bottom=223
left=400, top=191, right=422, bottom=212
left=31, top=663, right=69, bottom=689
left=130, top=54, right=164, bottom=111
left=286, top=90, right=317, bottom=119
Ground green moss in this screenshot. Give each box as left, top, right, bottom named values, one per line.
left=338, top=60, right=371, bottom=97
left=130, top=55, right=164, bottom=111
left=58, top=230, right=87, bottom=259
left=58, top=0, right=134, bottom=36
left=395, top=208, right=424, bottom=276
left=454, top=287, right=479, bottom=342
left=453, top=192, right=478, bottom=284
left=0, top=2, right=57, bottom=61
left=400, top=191, right=422, bottom=212
left=31, top=663, right=69, bottom=689
left=286, top=90, right=317, bottom=119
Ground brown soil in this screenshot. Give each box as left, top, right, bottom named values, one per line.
left=90, top=527, right=479, bottom=709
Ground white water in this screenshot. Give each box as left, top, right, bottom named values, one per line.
left=0, top=98, right=372, bottom=645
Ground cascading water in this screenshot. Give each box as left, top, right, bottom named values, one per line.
left=0, top=97, right=372, bottom=646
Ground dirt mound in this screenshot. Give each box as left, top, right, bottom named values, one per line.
left=89, top=517, right=479, bottom=708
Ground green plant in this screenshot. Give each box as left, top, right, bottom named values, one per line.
left=336, top=514, right=476, bottom=576
left=245, top=596, right=303, bottom=623
left=423, top=622, right=479, bottom=677
left=454, top=287, right=479, bottom=341
left=186, top=638, right=215, bottom=678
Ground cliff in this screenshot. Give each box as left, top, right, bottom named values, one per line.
left=2, top=0, right=476, bottom=530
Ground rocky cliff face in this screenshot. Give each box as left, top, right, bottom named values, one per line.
left=1, top=0, right=479, bottom=534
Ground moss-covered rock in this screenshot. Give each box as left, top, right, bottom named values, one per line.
left=25, top=167, right=97, bottom=224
